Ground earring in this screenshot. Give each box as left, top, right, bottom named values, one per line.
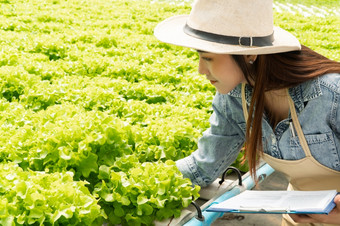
left=249, top=60, right=254, bottom=64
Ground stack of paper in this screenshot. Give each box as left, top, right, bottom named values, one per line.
left=206, top=190, right=338, bottom=214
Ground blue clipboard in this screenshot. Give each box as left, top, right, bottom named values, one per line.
left=206, top=191, right=338, bottom=215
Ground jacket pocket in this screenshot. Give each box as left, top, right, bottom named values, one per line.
left=290, top=132, right=340, bottom=170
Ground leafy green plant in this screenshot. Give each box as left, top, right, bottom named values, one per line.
left=94, top=159, right=199, bottom=225
left=0, top=162, right=105, bottom=225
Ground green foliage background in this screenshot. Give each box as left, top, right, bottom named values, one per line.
left=0, top=0, right=339, bottom=225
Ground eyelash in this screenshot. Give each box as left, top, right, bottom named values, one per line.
left=202, top=57, right=212, bottom=62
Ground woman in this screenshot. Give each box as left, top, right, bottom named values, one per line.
left=154, top=0, right=340, bottom=225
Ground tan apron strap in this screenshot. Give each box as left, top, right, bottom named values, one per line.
left=241, top=84, right=311, bottom=157
left=287, top=90, right=312, bottom=157
left=241, top=83, right=248, bottom=121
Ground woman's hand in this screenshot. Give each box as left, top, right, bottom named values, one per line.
left=289, top=194, right=340, bottom=225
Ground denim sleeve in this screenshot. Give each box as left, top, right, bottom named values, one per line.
left=176, top=94, right=245, bottom=187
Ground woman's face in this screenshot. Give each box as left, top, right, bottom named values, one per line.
left=198, top=51, right=246, bottom=94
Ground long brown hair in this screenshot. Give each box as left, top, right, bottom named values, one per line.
left=232, top=45, right=340, bottom=177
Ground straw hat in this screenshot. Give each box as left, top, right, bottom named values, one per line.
left=154, top=0, right=301, bottom=55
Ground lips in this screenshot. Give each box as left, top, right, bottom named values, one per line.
left=207, top=78, right=217, bottom=84
left=206, top=76, right=217, bottom=84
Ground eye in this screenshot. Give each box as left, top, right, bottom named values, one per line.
left=201, top=56, right=212, bottom=62
left=197, top=51, right=213, bottom=62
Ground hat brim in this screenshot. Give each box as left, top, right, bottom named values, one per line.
left=154, top=15, right=301, bottom=55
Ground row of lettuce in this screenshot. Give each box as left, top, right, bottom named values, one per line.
left=0, top=0, right=339, bottom=225
left=1, top=0, right=206, bottom=225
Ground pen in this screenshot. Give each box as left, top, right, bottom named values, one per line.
left=290, top=122, right=296, bottom=137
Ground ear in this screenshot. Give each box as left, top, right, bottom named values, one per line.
left=245, top=55, right=257, bottom=63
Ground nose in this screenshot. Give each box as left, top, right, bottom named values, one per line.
left=198, top=57, right=208, bottom=75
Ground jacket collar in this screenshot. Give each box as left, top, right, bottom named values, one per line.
left=227, top=77, right=322, bottom=113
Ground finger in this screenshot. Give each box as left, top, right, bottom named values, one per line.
left=334, top=194, right=340, bottom=205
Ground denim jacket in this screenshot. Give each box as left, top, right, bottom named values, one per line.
left=176, top=73, right=340, bottom=187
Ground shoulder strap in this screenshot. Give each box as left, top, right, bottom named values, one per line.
left=241, top=84, right=311, bottom=157
left=241, top=83, right=248, bottom=121
left=287, top=90, right=312, bottom=157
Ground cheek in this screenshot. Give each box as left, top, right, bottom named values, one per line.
left=220, top=63, right=245, bottom=82
left=235, top=68, right=246, bottom=83
left=231, top=61, right=246, bottom=82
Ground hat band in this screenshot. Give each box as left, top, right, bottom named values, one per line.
left=184, top=24, right=274, bottom=47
